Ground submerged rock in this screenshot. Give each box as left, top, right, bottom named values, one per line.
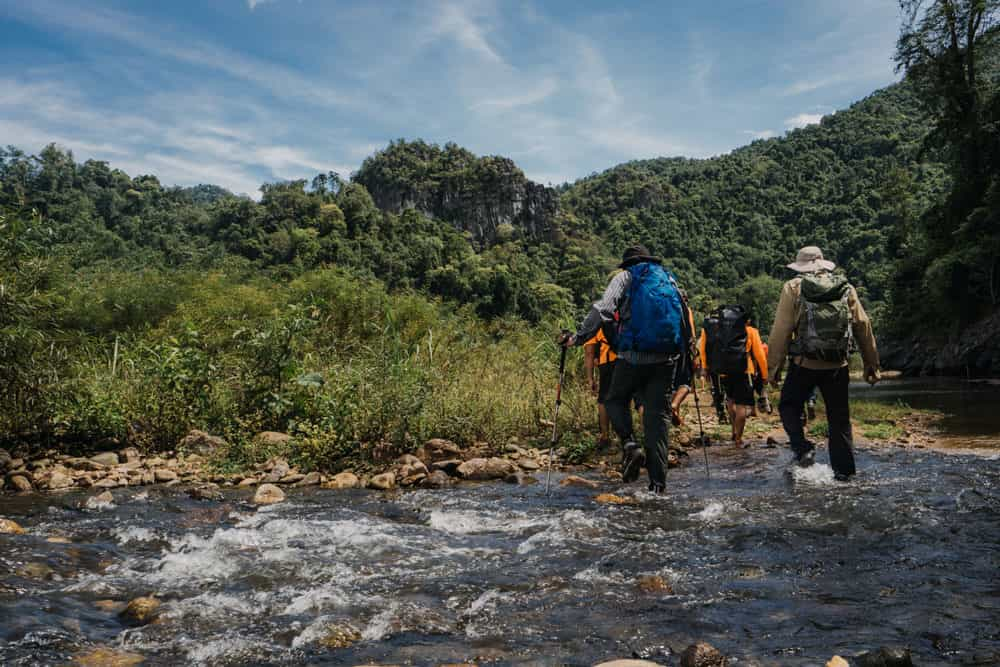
left=368, top=472, right=396, bottom=490
left=253, top=483, right=286, bottom=505
left=855, top=647, right=913, bottom=667
left=188, top=485, right=223, bottom=501
left=456, top=457, right=517, bottom=480
left=119, top=596, right=160, bottom=626
left=72, top=646, right=145, bottom=666
left=94, top=599, right=127, bottom=613
left=0, top=518, right=26, bottom=534
left=636, top=574, right=673, bottom=594
left=318, top=624, right=361, bottom=649
left=680, top=642, right=727, bottom=667
left=18, top=562, right=54, bottom=579
left=323, top=472, right=359, bottom=489
left=594, top=493, right=636, bottom=505
left=560, top=475, right=599, bottom=489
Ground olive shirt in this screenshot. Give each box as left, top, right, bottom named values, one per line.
left=766, top=275, right=879, bottom=375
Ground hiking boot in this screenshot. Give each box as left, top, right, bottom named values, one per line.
left=757, top=396, right=771, bottom=414
left=621, top=441, right=644, bottom=483
left=806, top=399, right=817, bottom=422
left=793, top=449, right=815, bottom=468
left=648, top=482, right=665, bottom=494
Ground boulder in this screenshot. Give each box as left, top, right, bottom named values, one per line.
left=827, top=658, right=850, bottom=667
left=253, top=483, right=285, bottom=505
left=73, top=647, right=146, bottom=667
left=263, top=458, right=291, bottom=483
left=178, top=429, right=229, bottom=456
left=420, top=438, right=464, bottom=462
left=560, top=475, right=599, bottom=489
left=680, top=642, right=727, bottom=667
left=7, top=474, right=32, bottom=492
left=423, top=470, right=454, bottom=488
left=255, top=431, right=292, bottom=448
left=84, top=491, right=115, bottom=509
left=323, top=472, right=360, bottom=490
left=456, top=457, right=518, bottom=481
left=89, top=452, right=120, bottom=467
left=0, top=518, right=26, bottom=534
left=368, top=472, right=396, bottom=490
left=153, top=469, right=178, bottom=483
left=119, top=596, right=160, bottom=626
left=8, top=458, right=25, bottom=472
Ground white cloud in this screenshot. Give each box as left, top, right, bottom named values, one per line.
left=784, top=113, right=824, bottom=130
left=743, top=129, right=776, bottom=140
left=431, top=1, right=504, bottom=64
left=247, top=0, right=273, bottom=9
left=470, top=77, right=558, bottom=111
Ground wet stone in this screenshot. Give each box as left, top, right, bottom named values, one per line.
left=7, top=474, right=33, bottom=492
left=119, top=596, right=160, bottom=626
left=423, top=470, right=454, bottom=488
left=457, top=457, right=517, bottom=480
left=318, top=624, right=361, bottom=649
left=855, top=647, right=913, bottom=667
left=0, top=518, right=26, bottom=534
left=594, top=661, right=663, bottom=667
left=253, top=483, right=285, bottom=505
left=368, top=472, right=396, bottom=490
left=595, top=493, right=636, bottom=505
left=504, top=471, right=538, bottom=485
left=560, top=475, right=599, bottom=489
left=827, top=657, right=849, bottom=667
left=636, top=575, right=673, bottom=594
left=84, top=491, right=115, bottom=509
left=153, top=469, right=177, bottom=483
left=323, top=472, right=359, bottom=489
left=73, top=646, right=145, bottom=666
left=680, top=642, right=727, bottom=667
left=188, top=485, right=223, bottom=501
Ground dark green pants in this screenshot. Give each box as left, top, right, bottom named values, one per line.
left=605, top=360, right=674, bottom=488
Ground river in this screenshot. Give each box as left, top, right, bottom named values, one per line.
left=2, top=437, right=998, bottom=665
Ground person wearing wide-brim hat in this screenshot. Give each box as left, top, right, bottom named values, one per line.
left=766, top=246, right=881, bottom=481
left=560, top=244, right=686, bottom=494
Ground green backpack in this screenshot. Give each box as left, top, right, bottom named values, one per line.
left=791, top=272, right=853, bottom=362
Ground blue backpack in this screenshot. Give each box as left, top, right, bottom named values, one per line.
left=616, top=263, right=684, bottom=354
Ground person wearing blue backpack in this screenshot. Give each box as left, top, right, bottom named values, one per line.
left=560, top=244, right=688, bottom=494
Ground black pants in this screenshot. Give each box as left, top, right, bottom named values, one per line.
left=606, top=360, right=674, bottom=488
left=778, top=363, right=855, bottom=476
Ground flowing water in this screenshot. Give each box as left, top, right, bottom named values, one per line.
left=2, top=444, right=999, bottom=665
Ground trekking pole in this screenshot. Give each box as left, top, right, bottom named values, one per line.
left=691, top=375, right=710, bottom=480
left=546, top=331, right=571, bottom=495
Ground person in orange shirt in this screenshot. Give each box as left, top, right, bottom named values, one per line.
left=583, top=328, right=617, bottom=449
left=699, top=306, right=768, bottom=447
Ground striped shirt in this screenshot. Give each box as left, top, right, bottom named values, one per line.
left=574, top=268, right=678, bottom=365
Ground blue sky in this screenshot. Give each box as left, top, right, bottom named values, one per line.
left=0, top=0, right=903, bottom=196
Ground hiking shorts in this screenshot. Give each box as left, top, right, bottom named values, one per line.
left=673, top=363, right=693, bottom=390
left=597, top=362, right=615, bottom=404
left=722, top=373, right=755, bottom=407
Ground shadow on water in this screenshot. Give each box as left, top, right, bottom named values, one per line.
left=1, top=443, right=999, bottom=665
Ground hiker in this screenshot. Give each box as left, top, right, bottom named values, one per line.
left=699, top=305, right=768, bottom=447
left=583, top=327, right=616, bottom=449
left=767, top=246, right=880, bottom=481
left=669, top=299, right=698, bottom=427
left=700, top=312, right=729, bottom=424
left=561, top=244, right=688, bottom=494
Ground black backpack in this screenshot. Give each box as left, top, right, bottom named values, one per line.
left=704, top=305, right=749, bottom=375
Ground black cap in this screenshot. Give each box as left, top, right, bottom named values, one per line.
left=619, top=243, right=662, bottom=268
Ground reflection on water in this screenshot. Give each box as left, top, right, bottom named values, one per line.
left=851, top=377, right=1000, bottom=448
left=1, top=445, right=998, bottom=665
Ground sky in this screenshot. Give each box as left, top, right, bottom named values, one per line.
left=0, top=0, right=904, bottom=196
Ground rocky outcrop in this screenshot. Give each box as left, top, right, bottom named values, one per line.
left=354, top=141, right=558, bottom=246
left=882, top=309, right=1000, bottom=376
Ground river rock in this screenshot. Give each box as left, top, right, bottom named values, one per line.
left=47, top=535, right=72, bottom=544
left=278, top=472, right=305, bottom=485
left=179, top=429, right=229, bottom=456
left=318, top=624, right=361, bottom=648
left=92, top=477, right=122, bottom=489
left=457, top=457, right=517, bottom=480
left=188, top=484, right=223, bottom=501
left=294, top=471, right=322, bottom=487
left=253, top=483, right=285, bottom=504
left=120, top=447, right=142, bottom=463
left=264, top=458, right=291, bottom=483
left=42, top=469, right=74, bottom=490
left=7, top=474, right=33, bottom=492
left=368, top=472, right=396, bottom=490
left=84, top=491, right=115, bottom=509
left=0, top=448, right=11, bottom=471
left=255, top=431, right=292, bottom=448
left=431, top=459, right=463, bottom=475
left=827, top=658, right=849, bottom=667
left=855, top=647, right=913, bottom=667
left=636, top=574, right=673, bottom=594
left=518, top=458, right=541, bottom=471
left=119, top=596, right=160, bottom=626
left=29, top=458, right=51, bottom=470
left=423, top=470, right=454, bottom=488
left=72, top=646, right=145, bottom=667
left=323, top=472, right=359, bottom=489
left=560, top=475, right=599, bottom=489
left=0, top=518, right=25, bottom=534
left=595, top=493, right=636, bottom=505
left=153, top=469, right=178, bottom=483
left=238, top=477, right=258, bottom=487
left=420, top=438, right=464, bottom=462
left=504, top=471, right=538, bottom=485
left=89, top=452, right=119, bottom=467
left=680, top=642, right=727, bottom=667
left=18, top=562, right=53, bottom=578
